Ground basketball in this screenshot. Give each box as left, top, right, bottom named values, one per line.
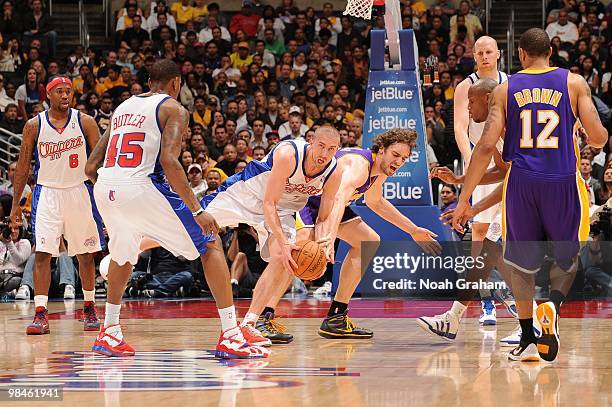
left=291, top=240, right=327, bottom=281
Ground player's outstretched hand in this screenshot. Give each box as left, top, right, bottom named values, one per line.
left=281, top=242, right=299, bottom=275
left=440, top=206, right=473, bottom=233
left=9, top=206, right=22, bottom=230
left=316, top=235, right=335, bottom=264
left=195, top=211, right=219, bottom=236
left=429, top=166, right=461, bottom=184
left=410, top=227, right=441, bottom=255
left=451, top=200, right=472, bottom=233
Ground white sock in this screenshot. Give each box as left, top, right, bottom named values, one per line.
left=34, top=295, right=48, bottom=309
left=83, top=289, right=95, bottom=302
left=104, top=302, right=121, bottom=328
left=218, top=305, right=237, bottom=331
left=240, top=312, right=259, bottom=327
left=450, top=301, right=467, bottom=317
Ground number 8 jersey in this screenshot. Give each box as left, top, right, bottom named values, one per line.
left=97, top=93, right=171, bottom=183
left=35, top=108, right=89, bottom=188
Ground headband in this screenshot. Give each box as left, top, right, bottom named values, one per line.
left=46, top=77, right=72, bottom=93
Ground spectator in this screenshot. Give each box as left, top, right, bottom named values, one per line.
left=0, top=103, right=24, bottom=134
left=450, top=1, right=482, bottom=42
left=188, top=163, right=207, bottom=200
left=94, top=93, right=113, bottom=134
left=0, top=37, right=22, bottom=73
left=264, top=28, right=286, bottom=58
left=597, top=167, right=612, bottom=204
left=278, top=64, right=297, bottom=100
left=581, top=56, right=600, bottom=92
left=215, top=143, right=239, bottom=176
left=0, top=78, right=16, bottom=113
left=208, top=125, right=228, bottom=160
left=252, top=145, right=266, bottom=161
left=258, top=8, right=285, bottom=43
left=315, top=3, right=342, bottom=46
left=199, top=15, right=231, bottom=43
left=23, top=0, right=57, bottom=57
left=192, top=0, right=209, bottom=27
left=279, top=106, right=308, bottom=140
left=230, top=4, right=260, bottom=38
left=206, top=168, right=224, bottom=193
left=0, top=1, right=21, bottom=37
left=235, top=138, right=252, bottom=162
left=17, top=242, right=77, bottom=300
left=231, top=42, right=253, bottom=72
left=171, top=0, right=194, bottom=32
left=581, top=157, right=601, bottom=205
left=0, top=225, right=32, bottom=298
left=15, top=68, right=45, bottom=120
left=546, top=9, right=579, bottom=45
left=139, top=247, right=194, bottom=298
left=235, top=159, right=248, bottom=173
left=95, top=64, right=127, bottom=97
left=439, top=183, right=461, bottom=239
left=147, top=1, right=177, bottom=33
left=120, top=14, right=150, bottom=50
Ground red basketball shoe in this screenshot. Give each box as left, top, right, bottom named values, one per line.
left=215, top=327, right=270, bottom=359
left=83, top=301, right=101, bottom=331
left=240, top=322, right=272, bottom=347
left=92, top=324, right=135, bottom=357
left=26, top=306, right=50, bottom=335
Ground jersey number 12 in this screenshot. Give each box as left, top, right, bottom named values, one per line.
left=104, top=132, right=145, bottom=168
left=519, top=110, right=559, bottom=149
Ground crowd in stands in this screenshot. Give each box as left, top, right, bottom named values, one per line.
left=0, top=0, right=610, bottom=300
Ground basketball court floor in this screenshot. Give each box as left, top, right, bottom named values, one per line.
left=0, top=298, right=610, bottom=406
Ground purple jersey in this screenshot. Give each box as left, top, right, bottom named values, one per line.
left=503, top=68, right=578, bottom=177
left=336, top=148, right=378, bottom=198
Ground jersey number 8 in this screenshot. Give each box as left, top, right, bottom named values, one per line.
left=104, top=132, right=145, bottom=168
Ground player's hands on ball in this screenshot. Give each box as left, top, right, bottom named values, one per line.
left=429, top=166, right=462, bottom=184
left=282, top=242, right=300, bottom=274
left=316, top=235, right=334, bottom=263
left=195, top=211, right=219, bottom=236
left=410, top=227, right=441, bottom=255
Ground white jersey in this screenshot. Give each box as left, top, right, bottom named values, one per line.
left=467, top=71, right=508, bottom=153
left=97, top=93, right=171, bottom=184
left=201, top=139, right=337, bottom=261
left=35, top=108, right=89, bottom=188
left=207, top=139, right=337, bottom=214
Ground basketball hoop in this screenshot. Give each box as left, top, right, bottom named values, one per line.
left=344, top=0, right=403, bottom=66
left=343, top=0, right=384, bottom=20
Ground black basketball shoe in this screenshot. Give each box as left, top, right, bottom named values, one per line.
left=318, top=310, right=373, bottom=339
left=255, top=312, right=293, bottom=344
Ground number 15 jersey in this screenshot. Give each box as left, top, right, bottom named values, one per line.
left=503, top=67, right=579, bottom=177
left=97, top=93, right=171, bottom=184
left=35, top=108, right=89, bottom=188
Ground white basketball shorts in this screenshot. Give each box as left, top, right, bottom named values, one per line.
left=31, top=183, right=104, bottom=256
left=94, top=178, right=213, bottom=266
left=201, top=180, right=296, bottom=262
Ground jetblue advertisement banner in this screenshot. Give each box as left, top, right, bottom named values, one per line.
left=360, top=66, right=433, bottom=206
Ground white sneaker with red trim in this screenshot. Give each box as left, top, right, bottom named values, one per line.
left=215, top=326, right=270, bottom=359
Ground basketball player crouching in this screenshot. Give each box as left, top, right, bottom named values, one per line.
left=199, top=126, right=343, bottom=348
left=253, top=129, right=440, bottom=343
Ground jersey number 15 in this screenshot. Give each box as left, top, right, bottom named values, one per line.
left=104, top=132, right=145, bottom=168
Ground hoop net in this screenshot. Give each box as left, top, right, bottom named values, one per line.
left=343, top=0, right=383, bottom=20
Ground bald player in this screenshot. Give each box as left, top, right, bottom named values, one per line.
left=453, top=35, right=510, bottom=326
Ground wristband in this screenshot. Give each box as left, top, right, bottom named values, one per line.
left=192, top=208, right=204, bottom=217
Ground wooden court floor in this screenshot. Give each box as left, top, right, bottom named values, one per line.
left=0, top=299, right=610, bottom=407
